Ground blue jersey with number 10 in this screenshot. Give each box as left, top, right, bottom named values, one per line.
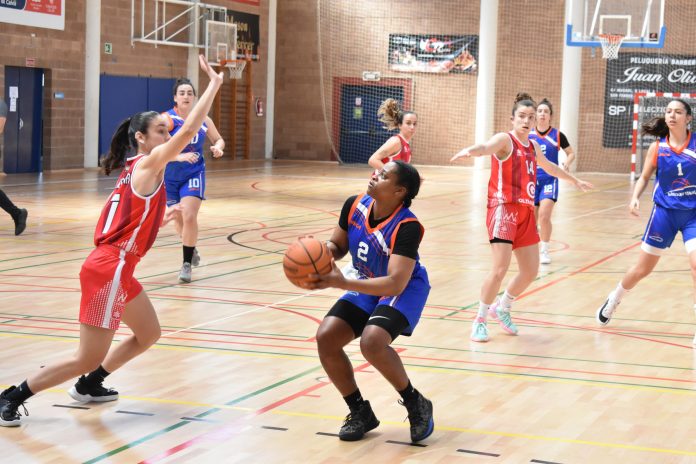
left=164, top=108, right=208, bottom=176
left=347, top=194, right=424, bottom=279
left=653, top=132, right=696, bottom=210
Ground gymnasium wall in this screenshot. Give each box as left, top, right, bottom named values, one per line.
left=0, top=0, right=269, bottom=171
left=4, top=1, right=694, bottom=172
left=0, top=0, right=87, bottom=170
left=276, top=0, right=696, bottom=174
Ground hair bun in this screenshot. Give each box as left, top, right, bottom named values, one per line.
left=515, top=92, right=535, bottom=104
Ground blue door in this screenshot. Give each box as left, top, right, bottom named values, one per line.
left=339, top=85, right=404, bottom=164
left=3, top=66, right=44, bottom=173
left=98, top=76, right=175, bottom=157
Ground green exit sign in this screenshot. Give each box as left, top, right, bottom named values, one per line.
left=104, top=43, right=113, bottom=54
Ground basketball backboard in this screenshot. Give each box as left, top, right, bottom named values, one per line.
left=131, top=0, right=227, bottom=48
left=205, top=20, right=237, bottom=65
left=566, top=0, right=665, bottom=48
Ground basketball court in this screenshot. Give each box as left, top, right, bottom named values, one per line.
left=2, top=0, right=696, bottom=463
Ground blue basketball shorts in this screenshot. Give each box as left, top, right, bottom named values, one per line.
left=642, top=204, right=696, bottom=255
left=164, top=167, right=206, bottom=206
left=535, top=176, right=559, bottom=205
left=338, top=266, right=430, bottom=336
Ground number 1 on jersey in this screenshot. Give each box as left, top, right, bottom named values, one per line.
left=678, top=162, right=684, bottom=177
left=102, top=193, right=121, bottom=234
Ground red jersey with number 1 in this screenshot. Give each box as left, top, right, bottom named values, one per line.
left=94, top=154, right=167, bottom=257
left=487, top=132, right=537, bottom=209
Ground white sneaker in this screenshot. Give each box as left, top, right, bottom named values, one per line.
left=540, top=250, right=551, bottom=264
left=179, top=262, right=192, bottom=283
left=596, top=295, right=619, bottom=325
left=470, top=317, right=490, bottom=342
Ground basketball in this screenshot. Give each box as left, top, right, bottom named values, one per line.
left=283, top=237, right=333, bottom=288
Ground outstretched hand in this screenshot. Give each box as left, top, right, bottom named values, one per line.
left=199, top=54, right=224, bottom=86
left=450, top=149, right=471, bottom=163
left=574, top=179, right=594, bottom=192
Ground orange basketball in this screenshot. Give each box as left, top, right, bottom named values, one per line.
left=283, top=237, right=333, bottom=288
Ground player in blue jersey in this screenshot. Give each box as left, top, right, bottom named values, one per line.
left=597, top=99, right=696, bottom=334
left=529, top=98, right=577, bottom=264
left=163, top=78, right=225, bottom=283
left=307, top=160, right=434, bottom=443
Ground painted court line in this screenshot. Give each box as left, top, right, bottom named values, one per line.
left=160, top=288, right=326, bottom=338
left=136, top=360, right=378, bottom=463
left=116, top=410, right=155, bottom=417
left=386, top=440, right=427, bottom=447
left=457, top=448, right=500, bottom=457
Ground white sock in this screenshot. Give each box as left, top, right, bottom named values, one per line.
left=500, top=291, right=516, bottom=310
left=540, top=241, right=549, bottom=253
left=612, top=283, right=629, bottom=302
left=477, top=302, right=490, bottom=319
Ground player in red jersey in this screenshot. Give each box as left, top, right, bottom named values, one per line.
left=368, top=99, right=416, bottom=171
left=450, top=93, right=592, bottom=343
left=0, top=55, right=223, bottom=427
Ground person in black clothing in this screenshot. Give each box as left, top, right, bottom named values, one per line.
left=306, top=160, right=434, bottom=443
left=0, top=98, right=27, bottom=236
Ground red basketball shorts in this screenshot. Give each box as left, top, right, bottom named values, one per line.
left=486, top=203, right=539, bottom=249
left=79, top=245, right=143, bottom=330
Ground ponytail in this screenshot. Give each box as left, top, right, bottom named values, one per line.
left=100, top=111, right=160, bottom=175
left=378, top=98, right=416, bottom=131
left=642, top=98, right=693, bottom=138
left=641, top=117, right=669, bottom=138
left=101, top=118, right=133, bottom=175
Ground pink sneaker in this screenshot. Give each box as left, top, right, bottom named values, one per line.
left=488, top=300, right=519, bottom=335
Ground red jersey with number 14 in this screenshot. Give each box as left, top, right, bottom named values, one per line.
left=487, top=132, right=537, bottom=209
left=94, top=154, right=167, bottom=257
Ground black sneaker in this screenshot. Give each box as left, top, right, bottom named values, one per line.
left=13, top=209, right=27, bottom=236
left=68, top=375, right=119, bottom=403
left=338, top=400, right=380, bottom=441
left=400, top=393, right=434, bottom=442
left=0, top=386, right=28, bottom=427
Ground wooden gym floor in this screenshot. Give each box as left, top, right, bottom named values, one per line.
left=1, top=159, right=696, bottom=463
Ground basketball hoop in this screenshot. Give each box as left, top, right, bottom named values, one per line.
left=598, top=34, right=625, bottom=60
left=219, top=59, right=247, bottom=80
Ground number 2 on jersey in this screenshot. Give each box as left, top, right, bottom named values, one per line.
left=357, top=241, right=369, bottom=262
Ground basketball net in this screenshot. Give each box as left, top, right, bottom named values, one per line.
left=598, top=34, right=624, bottom=60
left=219, top=59, right=246, bottom=80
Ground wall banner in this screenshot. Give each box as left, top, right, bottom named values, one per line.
left=388, top=34, right=478, bottom=74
